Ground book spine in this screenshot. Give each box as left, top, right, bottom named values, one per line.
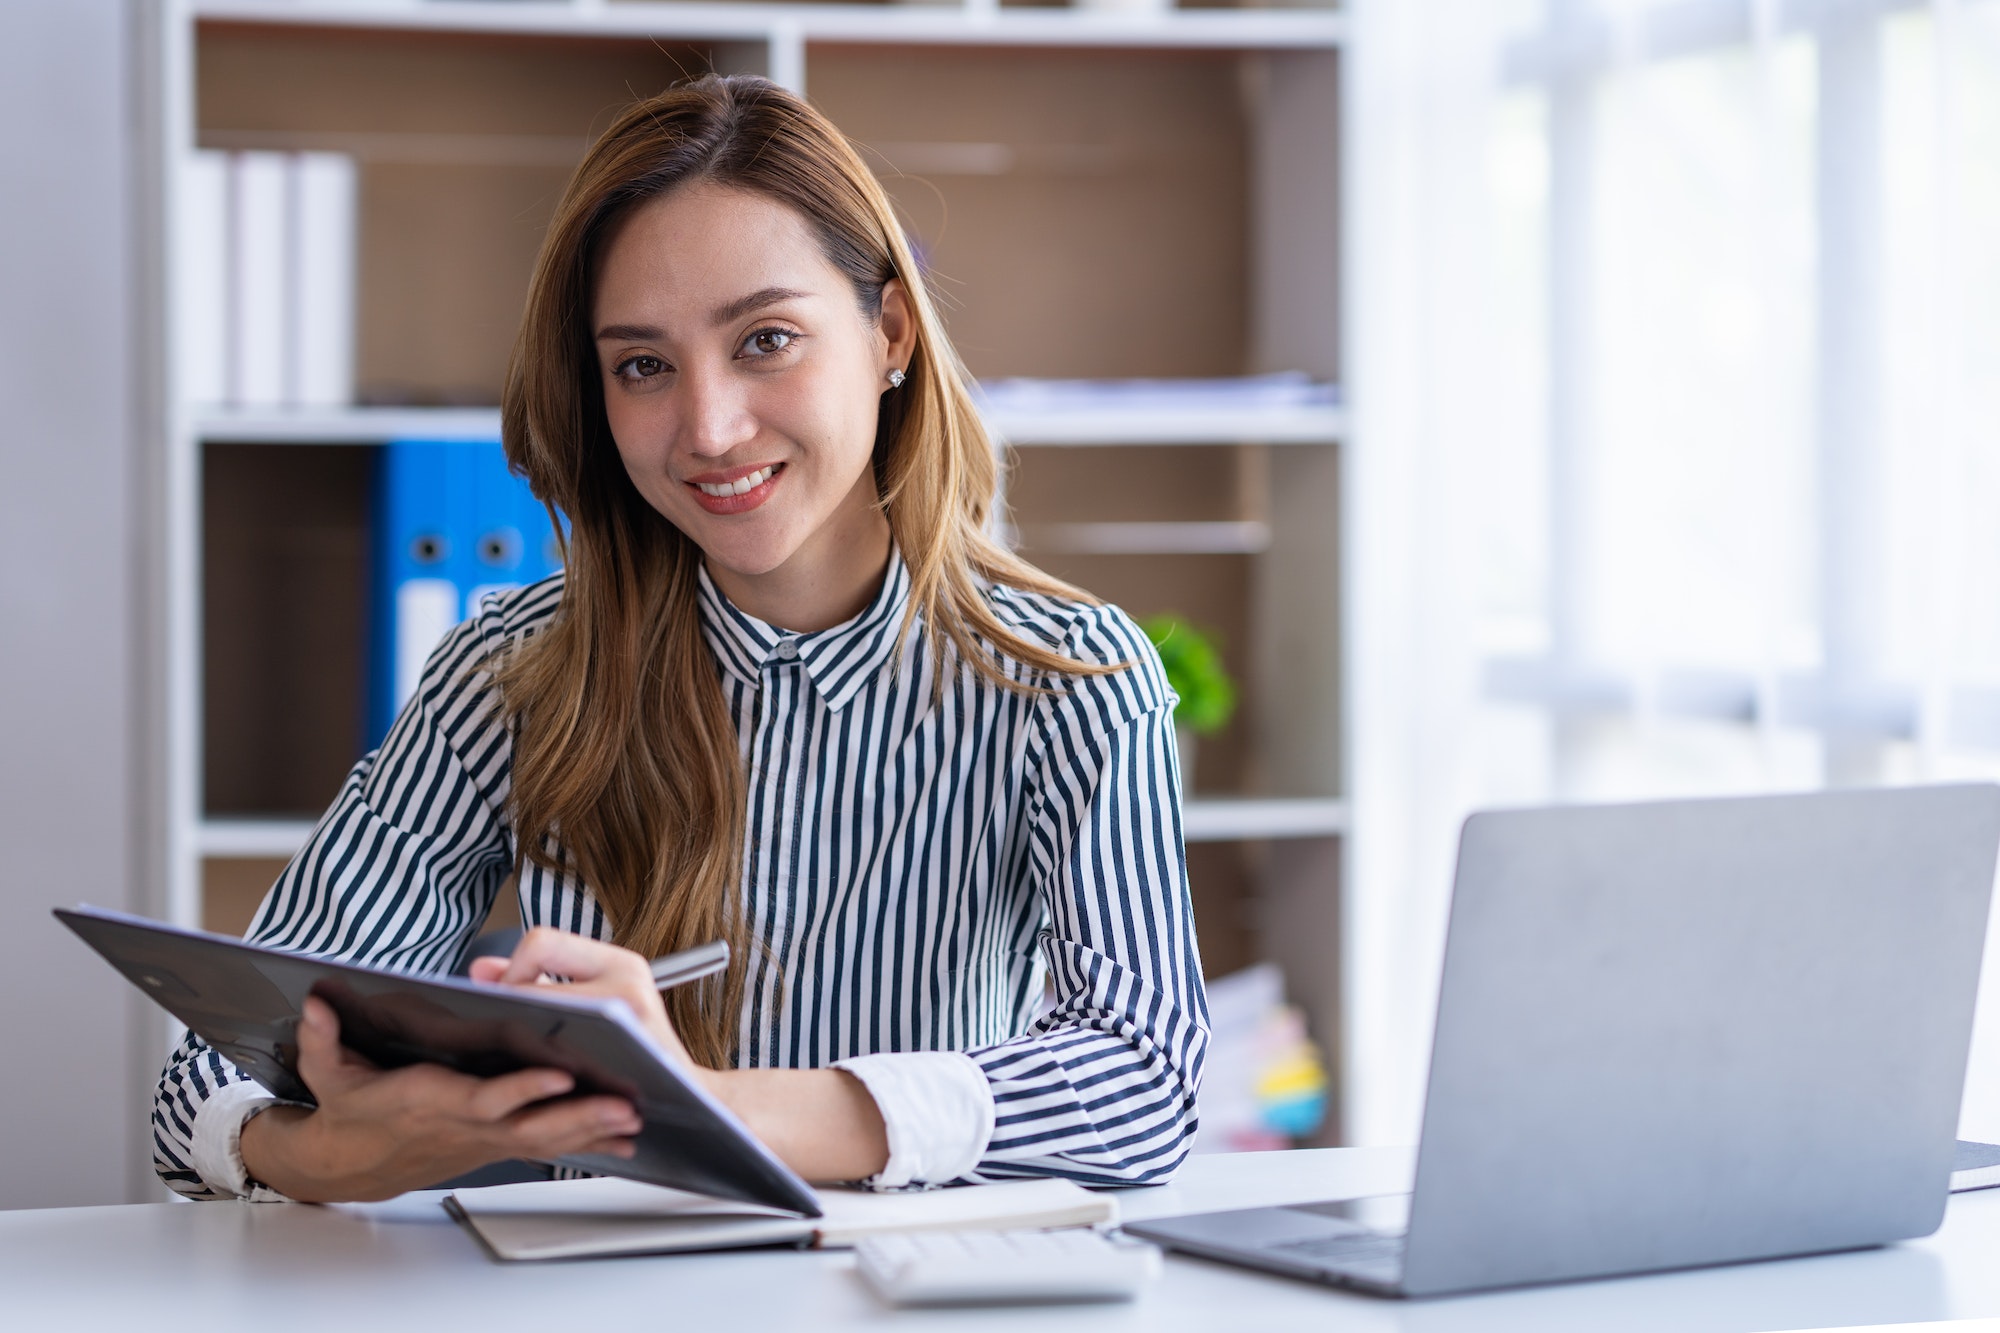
left=229, top=151, right=288, bottom=408
left=291, top=152, right=357, bottom=409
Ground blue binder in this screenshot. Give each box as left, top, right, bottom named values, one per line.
left=368, top=440, right=563, bottom=747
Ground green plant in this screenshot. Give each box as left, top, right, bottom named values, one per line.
left=1140, top=615, right=1237, bottom=735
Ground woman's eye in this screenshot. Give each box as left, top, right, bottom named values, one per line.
left=742, top=328, right=797, bottom=358
left=615, top=355, right=667, bottom=381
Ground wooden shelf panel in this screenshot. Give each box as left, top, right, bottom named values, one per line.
left=203, top=443, right=373, bottom=820
left=814, top=45, right=1251, bottom=380
left=192, top=2, right=1347, bottom=52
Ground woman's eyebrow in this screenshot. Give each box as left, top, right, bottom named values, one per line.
left=710, top=286, right=810, bottom=326
left=593, top=288, right=812, bottom=343
left=595, top=322, right=661, bottom=342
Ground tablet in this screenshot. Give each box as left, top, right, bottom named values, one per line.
left=56, top=905, right=820, bottom=1216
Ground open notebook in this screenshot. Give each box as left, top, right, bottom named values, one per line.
left=445, top=1176, right=1117, bottom=1262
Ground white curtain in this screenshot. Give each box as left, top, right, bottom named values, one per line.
left=1343, top=0, right=2000, bottom=1147
left=1342, top=0, right=1524, bottom=1148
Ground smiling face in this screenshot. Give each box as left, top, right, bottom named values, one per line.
left=591, top=182, right=914, bottom=630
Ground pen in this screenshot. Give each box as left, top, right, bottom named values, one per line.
left=649, top=939, right=730, bottom=993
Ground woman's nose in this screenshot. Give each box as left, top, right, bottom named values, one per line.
left=678, top=364, right=757, bottom=457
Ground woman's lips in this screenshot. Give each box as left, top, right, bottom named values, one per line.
left=687, top=462, right=784, bottom=515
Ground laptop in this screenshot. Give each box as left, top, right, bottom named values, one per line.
left=1128, top=784, right=2000, bottom=1298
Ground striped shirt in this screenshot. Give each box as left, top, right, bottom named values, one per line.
left=152, top=549, right=1208, bottom=1198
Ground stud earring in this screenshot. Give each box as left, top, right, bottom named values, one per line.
left=887, top=368, right=906, bottom=388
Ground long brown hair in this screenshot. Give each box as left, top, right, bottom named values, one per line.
left=497, top=74, right=1109, bottom=1067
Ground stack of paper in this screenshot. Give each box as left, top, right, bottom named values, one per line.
left=446, top=1176, right=1117, bottom=1262
left=1194, top=962, right=1328, bottom=1154
left=973, top=373, right=1341, bottom=415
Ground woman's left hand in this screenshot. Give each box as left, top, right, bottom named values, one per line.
left=468, top=927, right=705, bottom=1082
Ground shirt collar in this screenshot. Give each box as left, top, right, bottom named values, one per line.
left=696, top=547, right=913, bottom=711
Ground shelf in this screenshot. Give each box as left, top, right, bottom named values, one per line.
left=194, top=406, right=504, bottom=443
left=191, top=2, right=1347, bottom=52
left=197, top=818, right=319, bottom=859
left=195, top=799, right=1343, bottom=860
left=193, top=400, right=1345, bottom=448
left=1181, top=797, right=1347, bottom=843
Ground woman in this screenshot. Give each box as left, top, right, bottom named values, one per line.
left=155, top=74, right=1207, bottom=1202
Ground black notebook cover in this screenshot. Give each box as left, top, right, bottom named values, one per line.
left=56, top=904, right=819, bottom=1216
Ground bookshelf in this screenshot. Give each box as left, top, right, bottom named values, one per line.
left=163, top=0, right=1346, bottom=1123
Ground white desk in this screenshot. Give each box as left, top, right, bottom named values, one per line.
left=5, top=1148, right=1998, bottom=1331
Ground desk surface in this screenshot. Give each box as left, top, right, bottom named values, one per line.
left=4, top=1148, right=1997, bottom=1331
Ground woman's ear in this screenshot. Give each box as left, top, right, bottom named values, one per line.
left=879, top=279, right=918, bottom=380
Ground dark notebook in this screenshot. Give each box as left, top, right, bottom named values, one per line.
left=56, top=904, right=820, bottom=1216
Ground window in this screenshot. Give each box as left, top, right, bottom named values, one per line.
left=1346, top=0, right=2000, bottom=1145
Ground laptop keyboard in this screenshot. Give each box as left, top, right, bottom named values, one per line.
left=1272, top=1231, right=1407, bottom=1286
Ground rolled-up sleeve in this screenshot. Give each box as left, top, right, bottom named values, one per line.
left=963, top=605, right=1209, bottom=1186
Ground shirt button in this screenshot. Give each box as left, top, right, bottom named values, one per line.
left=774, top=638, right=800, bottom=661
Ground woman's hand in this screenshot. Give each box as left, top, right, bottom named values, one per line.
left=470, top=931, right=906, bottom=1172
left=466, top=927, right=700, bottom=1074
left=238, top=995, right=641, bottom=1203
left=473, top=928, right=889, bottom=1183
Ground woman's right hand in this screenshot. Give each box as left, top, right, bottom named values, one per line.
left=237, top=995, right=641, bottom=1203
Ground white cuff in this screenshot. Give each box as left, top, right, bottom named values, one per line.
left=191, top=1079, right=296, bottom=1202
left=832, top=1051, right=995, bottom=1190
